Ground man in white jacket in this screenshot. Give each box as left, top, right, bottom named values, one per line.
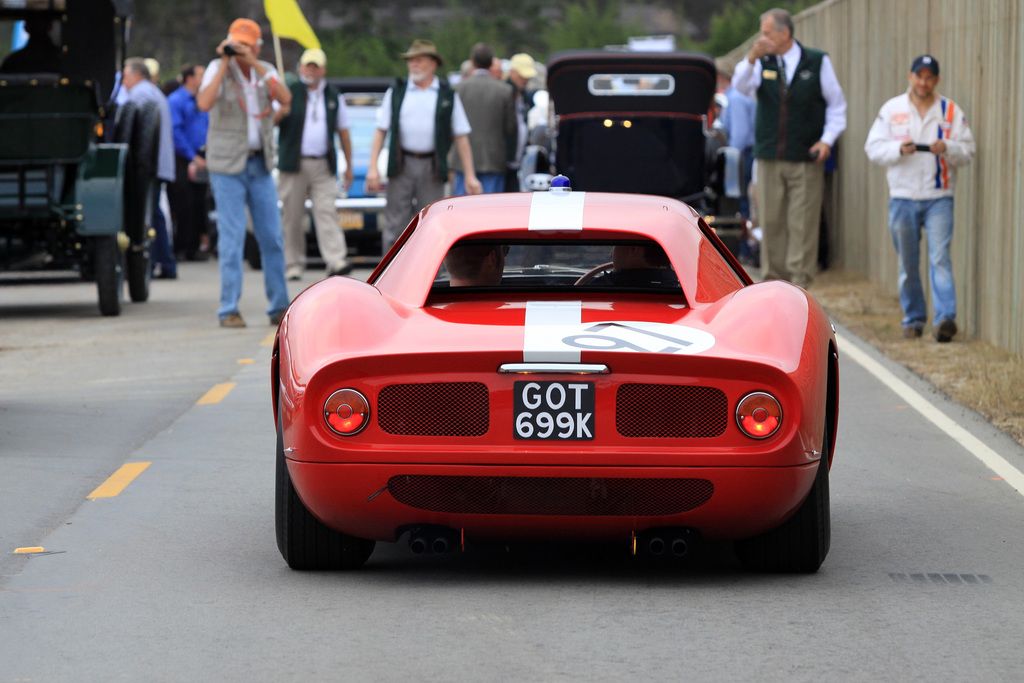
left=864, top=55, right=975, bottom=342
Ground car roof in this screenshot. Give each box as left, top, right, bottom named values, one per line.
left=545, top=49, right=716, bottom=118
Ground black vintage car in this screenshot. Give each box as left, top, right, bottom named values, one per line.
left=535, top=50, right=744, bottom=251
left=0, top=0, right=151, bottom=316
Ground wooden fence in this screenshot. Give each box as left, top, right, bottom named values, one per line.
left=722, top=0, right=1023, bottom=356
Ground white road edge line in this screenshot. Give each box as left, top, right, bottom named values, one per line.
left=836, top=331, right=1024, bottom=496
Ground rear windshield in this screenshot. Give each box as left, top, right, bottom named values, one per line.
left=432, top=239, right=682, bottom=294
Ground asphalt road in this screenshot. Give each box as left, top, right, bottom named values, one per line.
left=2, top=260, right=1024, bottom=681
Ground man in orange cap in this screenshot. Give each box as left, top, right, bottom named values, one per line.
left=196, top=18, right=292, bottom=328
left=366, top=39, right=481, bottom=253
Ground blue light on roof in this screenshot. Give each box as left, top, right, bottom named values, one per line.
left=550, top=175, right=571, bottom=192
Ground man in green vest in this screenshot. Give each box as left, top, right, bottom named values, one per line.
left=731, top=8, right=847, bottom=288
left=365, top=39, right=481, bottom=253
left=277, top=48, right=354, bottom=281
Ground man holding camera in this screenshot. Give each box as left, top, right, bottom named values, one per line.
left=864, top=55, right=975, bottom=342
left=197, top=18, right=292, bottom=328
left=731, top=7, right=846, bottom=289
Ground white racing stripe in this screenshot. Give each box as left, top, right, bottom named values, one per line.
left=837, top=331, right=1024, bottom=497
left=524, top=301, right=583, bottom=362
left=528, top=190, right=586, bottom=231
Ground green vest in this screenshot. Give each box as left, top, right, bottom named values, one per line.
left=386, top=77, right=455, bottom=181
left=277, top=80, right=339, bottom=174
left=754, top=45, right=827, bottom=161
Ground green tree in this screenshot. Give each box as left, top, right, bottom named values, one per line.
left=543, top=0, right=643, bottom=54
left=699, top=0, right=813, bottom=57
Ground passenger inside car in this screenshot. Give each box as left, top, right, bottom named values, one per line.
left=443, top=243, right=507, bottom=287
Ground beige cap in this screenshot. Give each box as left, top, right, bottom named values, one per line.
left=300, top=48, right=327, bottom=68
left=509, top=53, right=537, bottom=79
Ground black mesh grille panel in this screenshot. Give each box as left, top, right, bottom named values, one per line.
left=387, top=475, right=713, bottom=516
left=616, top=384, right=728, bottom=438
left=377, top=382, right=489, bottom=436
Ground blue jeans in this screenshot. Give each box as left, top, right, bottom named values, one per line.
left=888, top=197, right=956, bottom=329
left=454, top=172, right=505, bottom=195
left=209, top=157, right=290, bottom=320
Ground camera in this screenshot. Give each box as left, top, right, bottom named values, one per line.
left=223, top=44, right=240, bottom=56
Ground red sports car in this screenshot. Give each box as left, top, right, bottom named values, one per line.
left=272, top=181, right=839, bottom=572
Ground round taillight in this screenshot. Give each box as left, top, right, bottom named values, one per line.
left=736, top=392, right=782, bottom=439
left=324, top=389, right=370, bottom=436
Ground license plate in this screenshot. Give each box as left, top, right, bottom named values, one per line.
left=338, top=211, right=364, bottom=229
left=513, top=381, right=595, bottom=440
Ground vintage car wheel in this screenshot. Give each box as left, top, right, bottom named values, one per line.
left=94, top=235, right=124, bottom=317
left=126, top=244, right=151, bottom=303
left=734, top=430, right=831, bottom=573
left=275, top=400, right=375, bottom=570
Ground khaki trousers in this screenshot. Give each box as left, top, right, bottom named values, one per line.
left=279, top=158, right=348, bottom=271
left=756, top=158, right=825, bottom=288
left=382, top=155, right=444, bottom=253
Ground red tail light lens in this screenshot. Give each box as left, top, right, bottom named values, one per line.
left=736, top=392, right=781, bottom=439
left=324, top=389, right=370, bottom=436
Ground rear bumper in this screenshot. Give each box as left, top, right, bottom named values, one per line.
left=287, top=460, right=818, bottom=544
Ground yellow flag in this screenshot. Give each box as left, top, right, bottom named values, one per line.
left=264, top=0, right=321, bottom=49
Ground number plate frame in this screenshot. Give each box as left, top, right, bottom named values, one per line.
left=513, top=380, right=595, bottom=440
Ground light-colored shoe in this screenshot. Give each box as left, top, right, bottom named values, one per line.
left=220, top=312, right=246, bottom=328
left=286, top=265, right=303, bottom=281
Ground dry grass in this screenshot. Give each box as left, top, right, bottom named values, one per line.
left=811, top=269, right=1024, bottom=447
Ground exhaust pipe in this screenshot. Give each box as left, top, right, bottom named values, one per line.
left=670, top=537, right=688, bottom=557
left=409, top=534, right=429, bottom=554
left=407, top=526, right=458, bottom=555
left=647, top=536, right=666, bottom=555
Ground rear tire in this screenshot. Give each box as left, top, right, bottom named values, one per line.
left=275, top=398, right=375, bottom=570
left=126, top=244, right=151, bottom=302
left=95, top=235, right=123, bottom=316
left=735, top=433, right=831, bottom=573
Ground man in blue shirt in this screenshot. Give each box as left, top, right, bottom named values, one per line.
left=120, top=57, right=177, bottom=278
left=167, top=63, right=211, bottom=261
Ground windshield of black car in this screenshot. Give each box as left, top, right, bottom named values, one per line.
left=432, top=239, right=683, bottom=293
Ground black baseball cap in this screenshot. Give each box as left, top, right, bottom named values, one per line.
left=910, top=55, right=939, bottom=76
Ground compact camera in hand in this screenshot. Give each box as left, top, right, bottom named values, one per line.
left=223, top=44, right=240, bottom=56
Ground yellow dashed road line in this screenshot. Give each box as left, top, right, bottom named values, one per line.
left=87, top=462, right=151, bottom=499
left=197, top=382, right=236, bottom=405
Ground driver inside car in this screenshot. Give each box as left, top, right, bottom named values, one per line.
left=443, top=243, right=507, bottom=286
left=588, top=243, right=679, bottom=288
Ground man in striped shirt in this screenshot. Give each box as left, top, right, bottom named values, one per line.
left=865, top=54, right=975, bottom=342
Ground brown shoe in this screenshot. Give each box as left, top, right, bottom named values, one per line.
left=935, top=318, right=957, bottom=343
left=269, top=310, right=285, bottom=326
left=220, top=312, right=246, bottom=328
left=902, top=325, right=922, bottom=339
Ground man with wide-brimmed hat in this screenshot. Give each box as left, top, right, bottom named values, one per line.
left=197, top=18, right=292, bottom=328
left=366, top=39, right=482, bottom=253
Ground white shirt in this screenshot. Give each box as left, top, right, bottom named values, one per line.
left=731, top=41, right=847, bottom=148
left=201, top=58, right=281, bottom=151
left=375, top=76, right=471, bottom=153
left=300, top=80, right=349, bottom=158
left=864, top=90, right=975, bottom=200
